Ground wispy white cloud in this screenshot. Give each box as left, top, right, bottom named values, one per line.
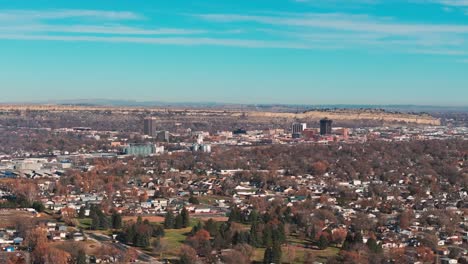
left=197, top=13, right=468, bottom=34
left=196, top=12, right=468, bottom=56
left=0, top=9, right=142, bottom=21
left=1, top=8, right=467, bottom=56
left=0, top=24, right=205, bottom=35
left=0, top=34, right=311, bottom=49
left=291, top=0, right=380, bottom=7
left=435, top=0, right=468, bottom=7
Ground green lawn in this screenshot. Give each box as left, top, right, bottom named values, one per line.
left=160, top=227, right=192, bottom=257
left=78, top=218, right=92, bottom=229
left=253, top=246, right=339, bottom=264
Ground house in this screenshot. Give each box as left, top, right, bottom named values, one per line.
left=5, top=246, right=14, bottom=252
left=73, top=233, right=84, bottom=241
left=440, top=258, right=458, bottom=264
left=194, top=206, right=211, bottom=214
left=13, top=237, right=24, bottom=245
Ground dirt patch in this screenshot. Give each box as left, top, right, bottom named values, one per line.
left=198, top=216, right=228, bottom=222
left=0, top=209, right=51, bottom=228
left=122, top=216, right=165, bottom=223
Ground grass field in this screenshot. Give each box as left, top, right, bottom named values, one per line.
left=160, top=227, right=192, bottom=257
left=0, top=209, right=51, bottom=228
left=78, top=218, right=92, bottom=229
left=253, top=246, right=339, bottom=264
left=53, top=240, right=101, bottom=255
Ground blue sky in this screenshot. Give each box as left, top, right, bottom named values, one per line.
left=0, top=0, right=467, bottom=106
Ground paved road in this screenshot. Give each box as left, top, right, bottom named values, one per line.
left=85, top=231, right=162, bottom=264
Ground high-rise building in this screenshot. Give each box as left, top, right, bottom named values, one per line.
left=156, top=130, right=170, bottom=142
left=143, top=117, right=158, bottom=137
left=291, top=123, right=307, bottom=135
left=123, top=143, right=157, bottom=157
left=320, top=118, right=333, bottom=135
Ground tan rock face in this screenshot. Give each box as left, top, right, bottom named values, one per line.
left=0, top=105, right=441, bottom=126
left=246, top=110, right=441, bottom=126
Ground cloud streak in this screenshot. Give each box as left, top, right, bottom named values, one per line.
left=0, top=34, right=311, bottom=49
left=0, top=9, right=142, bottom=21
left=196, top=12, right=468, bottom=55
left=0, top=24, right=206, bottom=36
left=1, top=8, right=467, bottom=56
left=198, top=13, right=468, bottom=34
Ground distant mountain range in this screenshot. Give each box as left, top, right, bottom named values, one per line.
left=2, top=99, right=467, bottom=113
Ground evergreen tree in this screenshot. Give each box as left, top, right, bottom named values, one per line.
left=153, top=225, right=165, bottom=237
left=263, top=247, right=273, bottom=264
left=228, top=206, right=241, bottom=222
left=342, top=233, right=354, bottom=250
left=249, top=221, right=261, bottom=247
left=136, top=233, right=150, bottom=247
left=32, top=201, right=45, bottom=212
left=248, top=209, right=259, bottom=223
left=317, top=234, right=329, bottom=250
left=78, top=206, right=86, bottom=218
left=367, top=238, right=382, bottom=253
left=212, top=231, right=225, bottom=250
left=188, top=196, right=199, bottom=204
left=278, top=223, right=286, bottom=243
left=126, top=224, right=137, bottom=244
left=204, top=218, right=217, bottom=236
left=233, top=231, right=249, bottom=245
left=272, top=241, right=282, bottom=264
left=354, top=231, right=363, bottom=244
left=99, top=214, right=110, bottom=229
left=181, top=207, right=190, bottom=228
left=263, top=212, right=272, bottom=223
left=175, top=214, right=184, bottom=229
left=164, top=211, right=175, bottom=229
left=111, top=212, right=122, bottom=229
left=90, top=211, right=100, bottom=230
left=263, top=226, right=273, bottom=247
left=272, top=223, right=286, bottom=244
left=283, top=206, right=293, bottom=223
left=77, top=249, right=87, bottom=264
left=180, top=252, right=195, bottom=264
left=191, top=221, right=203, bottom=235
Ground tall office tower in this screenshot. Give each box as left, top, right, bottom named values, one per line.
left=143, top=117, right=158, bottom=137
left=320, top=118, right=333, bottom=135
left=156, top=130, right=170, bottom=142
left=291, top=123, right=307, bottom=134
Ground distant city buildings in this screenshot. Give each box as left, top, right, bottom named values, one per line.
left=291, top=123, right=307, bottom=135
left=143, top=117, right=158, bottom=137
left=301, top=128, right=317, bottom=140
left=123, top=143, right=163, bottom=156
left=191, top=143, right=212, bottom=153
left=156, top=130, right=170, bottom=142
left=320, top=118, right=333, bottom=135
left=233, top=128, right=247, bottom=135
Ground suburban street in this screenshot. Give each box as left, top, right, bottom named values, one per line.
left=85, top=231, right=162, bottom=264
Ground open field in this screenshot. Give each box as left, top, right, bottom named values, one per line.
left=53, top=240, right=101, bottom=256
left=122, top=215, right=165, bottom=223
left=78, top=218, right=92, bottom=229
left=122, top=215, right=228, bottom=224
left=160, top=227, right=192, bottom=258
left=0, top=209, right=51, bottom=228
left=253, top=246, right=340, bottom=264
